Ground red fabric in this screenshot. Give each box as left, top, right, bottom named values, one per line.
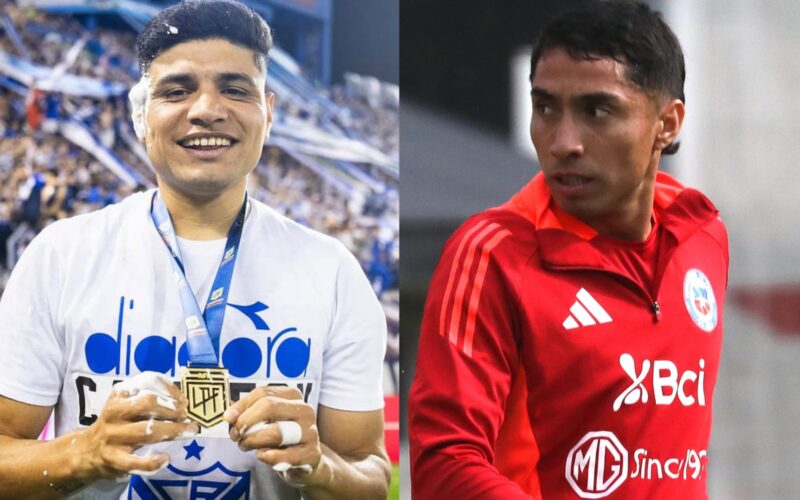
left=384, top=396, right=399, bottom=463
left=409, top=172, right=728, bottom=499
left=592, top=219, right=664, bottom=295
left=26, top=88, right=44, bottom=132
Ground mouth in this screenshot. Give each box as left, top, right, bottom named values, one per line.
left=552, top=172, right=593, bottom=187
left=178, top=134, right=239, bottom=158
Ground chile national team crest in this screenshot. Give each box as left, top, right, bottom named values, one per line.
left=683, top=269, right=717, bottom=333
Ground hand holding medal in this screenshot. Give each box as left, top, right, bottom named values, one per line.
left=223, top=386, right=326, bottom=487
left=76, top=372, right=200, bottom=479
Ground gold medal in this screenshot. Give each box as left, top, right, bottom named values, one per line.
left=181, top=366, right=231, bottom=428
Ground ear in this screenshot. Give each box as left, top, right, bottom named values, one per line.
left=654, top=99, right=685, bottom=152
left=262, top=92, right=275, bottom=143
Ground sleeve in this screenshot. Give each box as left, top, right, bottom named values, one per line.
left=0, top=224, right=65, bottom=406
left=318, top=242, right=387, bottom=411
left=409, top=218, right=533, bottom=499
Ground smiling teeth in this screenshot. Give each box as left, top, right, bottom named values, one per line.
left=183, top=137, right=231, bottom=147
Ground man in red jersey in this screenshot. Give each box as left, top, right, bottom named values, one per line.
left=409, top=1, right=728, bottom=499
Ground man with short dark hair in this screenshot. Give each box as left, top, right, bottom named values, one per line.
left=0, top=1, right=391, bottom=498
left=409, top=1, right=727, bottom=498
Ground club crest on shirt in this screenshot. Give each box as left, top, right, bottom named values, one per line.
left=129, top=461, right=250, bottom=499
left=683, top=269, right=717, bottom=333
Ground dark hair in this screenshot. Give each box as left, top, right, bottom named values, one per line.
left=137, top=0, right=272, bottom=75
left=530, top=0, right=685, bottom=155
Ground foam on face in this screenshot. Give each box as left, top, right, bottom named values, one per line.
left=128, top=74, right=150, bottom=140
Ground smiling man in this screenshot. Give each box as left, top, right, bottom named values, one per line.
left=0, top=1, right=390, bottom=498
left=409, top=1, right=728, bottom=498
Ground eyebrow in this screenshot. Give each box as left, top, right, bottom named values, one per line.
left=153, top=72, right=259, bottom=89
left=153, top=73, right=196, bottom=89
left=577, top=92, right=623, bottom=107
left=531, top=87, right=554, bottom=99
left=532, top=87, right=623, bottom=106
left=217, top=72, right=258, bottom=89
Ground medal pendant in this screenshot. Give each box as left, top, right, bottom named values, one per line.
left=181, top=366, right=231, bottom=428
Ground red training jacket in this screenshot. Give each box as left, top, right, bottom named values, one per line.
left=409, top=172, right=728, bottom=499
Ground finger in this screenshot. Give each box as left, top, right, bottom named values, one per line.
left=256, top=445, right=320, bottom=470
left=105, top=392, right=187, bottom=423
left=224, top=386, right=303, bottom=424
left=103, top=448, right=169, bottom=477
left=237, top=420, right=306, bottom=450
left=108, top=420, right=200, bottom=446
left=163, top=380, right=185, bottom=404
left=231, top=397, right=312, bottom=440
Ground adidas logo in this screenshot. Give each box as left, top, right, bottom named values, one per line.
left=562, top=288, right=613, bottom=330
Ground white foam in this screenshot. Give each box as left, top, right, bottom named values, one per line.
left=176, top=428, right=199, bottom=439
left=114, top=372, right=176, bottom=410
left=274, top=463, right=313, bottom=474
left=243, top=421, right=269, bottom=438
left=273, top=462, right=290, bottom=473
left=128, top=75, right=151, bottom=140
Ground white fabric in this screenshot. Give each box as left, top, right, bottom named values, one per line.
left=0, top=191, right=387, bottom=499
left=176, top=236, right=226, bottom=305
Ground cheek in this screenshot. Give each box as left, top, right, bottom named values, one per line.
left=530, top=121, right=550, bottom=151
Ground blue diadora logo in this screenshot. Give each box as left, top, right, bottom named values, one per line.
left=84, top=296, right=311, bottom=379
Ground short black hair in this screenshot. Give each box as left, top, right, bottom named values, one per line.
left=137, top=0, right=272, bottom=75
left=530, top=0, right=685, bottom=154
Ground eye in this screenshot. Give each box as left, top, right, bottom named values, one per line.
left=533, top=102, right=554, bottom=116
left=587, top=106, right=610, bottom=119
left=223, top=87, right=249, bottom=97
left=163, top=88, right=190, bottom=99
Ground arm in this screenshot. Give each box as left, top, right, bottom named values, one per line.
left=409, top=218, right=533, bottom=499
left=224, top=388, right=391, bottom=499
left=0, top=396, right=90, bottom=498
left=309, top=404, right=391, bottom=499
left=0, top=382, right=197, bottom=498
left=224, top=239, right=391, bottom=498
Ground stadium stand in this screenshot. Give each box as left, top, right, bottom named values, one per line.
left=0, top=0, right=399, bottom=396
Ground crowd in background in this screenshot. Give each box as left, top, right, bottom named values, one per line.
left=0, top=0, right=399, bottom=385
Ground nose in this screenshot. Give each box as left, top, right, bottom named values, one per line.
left=186, top=90, right=227, bottom=127
left=549, top=114, right=584, bottom=160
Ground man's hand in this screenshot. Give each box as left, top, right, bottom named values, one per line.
left=77, top=373, right=199, bottom=480
left=223, top=386, right=327, bottom=487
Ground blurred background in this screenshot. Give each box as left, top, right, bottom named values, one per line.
left=401, top=0, right=800, bottom=498
left=0, top=0, right=399, bottom=495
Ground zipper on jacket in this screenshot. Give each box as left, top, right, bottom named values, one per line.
left=651, top=301, right=661, bottom=322
left=545, top=263, right=663, bottom=323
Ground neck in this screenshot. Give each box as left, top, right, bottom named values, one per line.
left=158, top=181, right=246, bottom=240
left=589, top=202, right=654, bottom=241
left=586, top=160, right=659, bottom=242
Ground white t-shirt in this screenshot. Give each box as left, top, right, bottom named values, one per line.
left=0, top=190, right=387, bottom=499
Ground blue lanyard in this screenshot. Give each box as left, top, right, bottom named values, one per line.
left=150, top=191, right=247, bottom=367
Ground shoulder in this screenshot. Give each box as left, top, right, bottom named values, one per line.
left=429, top=207, right=541, bottom=309
left=247, top=198, right=356, bottom=266
left=442, top=206, right=540, bottom=267
left=27, top=191, right=150, bottom=253
left=700, top=215, right=729, bottom=252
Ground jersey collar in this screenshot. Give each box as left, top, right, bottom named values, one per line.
left=501, top=171, right=719, bottom=269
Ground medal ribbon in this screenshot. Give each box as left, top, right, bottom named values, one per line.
left=150, top=191, right=246, bottom=367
